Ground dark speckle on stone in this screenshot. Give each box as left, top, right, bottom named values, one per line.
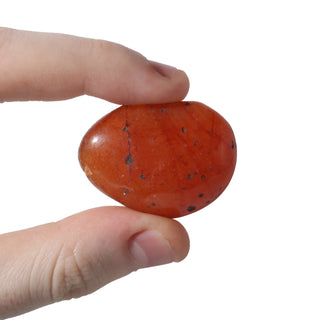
left=187, top=173, right=193, bottom=180
left=182, top=127, right=186, bottom=133
left=140, top=174, right=146, bottom=180
left=206, top=200, right=211, bottom=204
left=185, top=102, right=190, bottom=106
left=161, top=109, right=166, bottom=113
left=122, top=126, right=127, bottom=132
left=201, top=175, right=206, bottom=180
left=125, top=154, right=134, bottom=166
left=120, top=188, right=129, bottom=195
left=199, top=193, right=204, bottom=198
left=232, top=140, right=235, bottom=149
left=151, top=202, right=156, bottom=207
left=187, top=206, right=196, bottom=212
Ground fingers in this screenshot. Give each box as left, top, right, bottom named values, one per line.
left=0, top=207, right=190, bottom=318
left=0, top=28, right=189, bottom=104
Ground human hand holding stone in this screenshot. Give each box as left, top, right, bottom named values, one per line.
left=0, top=28, right=190, bottom=319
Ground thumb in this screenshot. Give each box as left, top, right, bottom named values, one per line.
left=0, top=207, right=189, bottom=318
left=0, top=28, right=189, bottom=104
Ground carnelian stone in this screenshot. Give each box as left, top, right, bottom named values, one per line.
left=79, top=101, right=236, bottom=218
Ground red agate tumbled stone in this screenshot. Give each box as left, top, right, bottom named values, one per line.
left=79, top=101, right=236, bottom=218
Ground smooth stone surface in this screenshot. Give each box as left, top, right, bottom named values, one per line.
left=79, top=101, right=237, bottom=218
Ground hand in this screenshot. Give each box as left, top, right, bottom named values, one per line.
left=0, top=28, right=190, bottom=319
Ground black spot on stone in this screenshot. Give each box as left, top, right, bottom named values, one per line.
left=199, top=193, right=204, bottom=198
left=151, top=202, right=156, bottom=207
left=187, top=173, right=193, bottom=180
left=120, top=188, right=129, bottom=195
left=122, top=126, right=128, bottom=132
left=125, top=154, right=133, bottom=166
left=187, top=206, right=196, bottom=212
left=232, top=140, right=235, bottom=149
left=185, top=102, right=190, bottom=106
left=140, top=174, right=146, bottom=180
left=201, top=175, right=206, bottom=180
left=161, top=109, right=166, bottom=113
left=182, top=127, right=186, bottom=133
left=206, top=200, right=211, bottom=204
left=193, top=140, right=199, bottom=146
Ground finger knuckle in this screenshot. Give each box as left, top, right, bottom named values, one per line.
left=51, top=244, right=92, bottom=302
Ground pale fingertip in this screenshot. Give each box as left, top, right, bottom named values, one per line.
left=149, top=60, right=179, bottom=78
left=129, top=230, right=176, bottom=268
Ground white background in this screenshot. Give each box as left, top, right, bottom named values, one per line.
left=1, top=0, right=320, bottom=319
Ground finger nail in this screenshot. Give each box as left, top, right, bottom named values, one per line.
left=149, top=60, right=178, bottom=78
left=129, top=230, right=176, bottom=268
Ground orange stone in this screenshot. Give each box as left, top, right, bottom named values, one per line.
left=79, top=101, right=237, bottom=218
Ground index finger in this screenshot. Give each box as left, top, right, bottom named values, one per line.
left=0, top=28, right=189, bottom=105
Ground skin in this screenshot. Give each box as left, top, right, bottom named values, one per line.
left=0, top=27, right=190, bottom=319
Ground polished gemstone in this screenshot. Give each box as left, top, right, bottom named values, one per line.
left=79, top=101, right=237, bottom=218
